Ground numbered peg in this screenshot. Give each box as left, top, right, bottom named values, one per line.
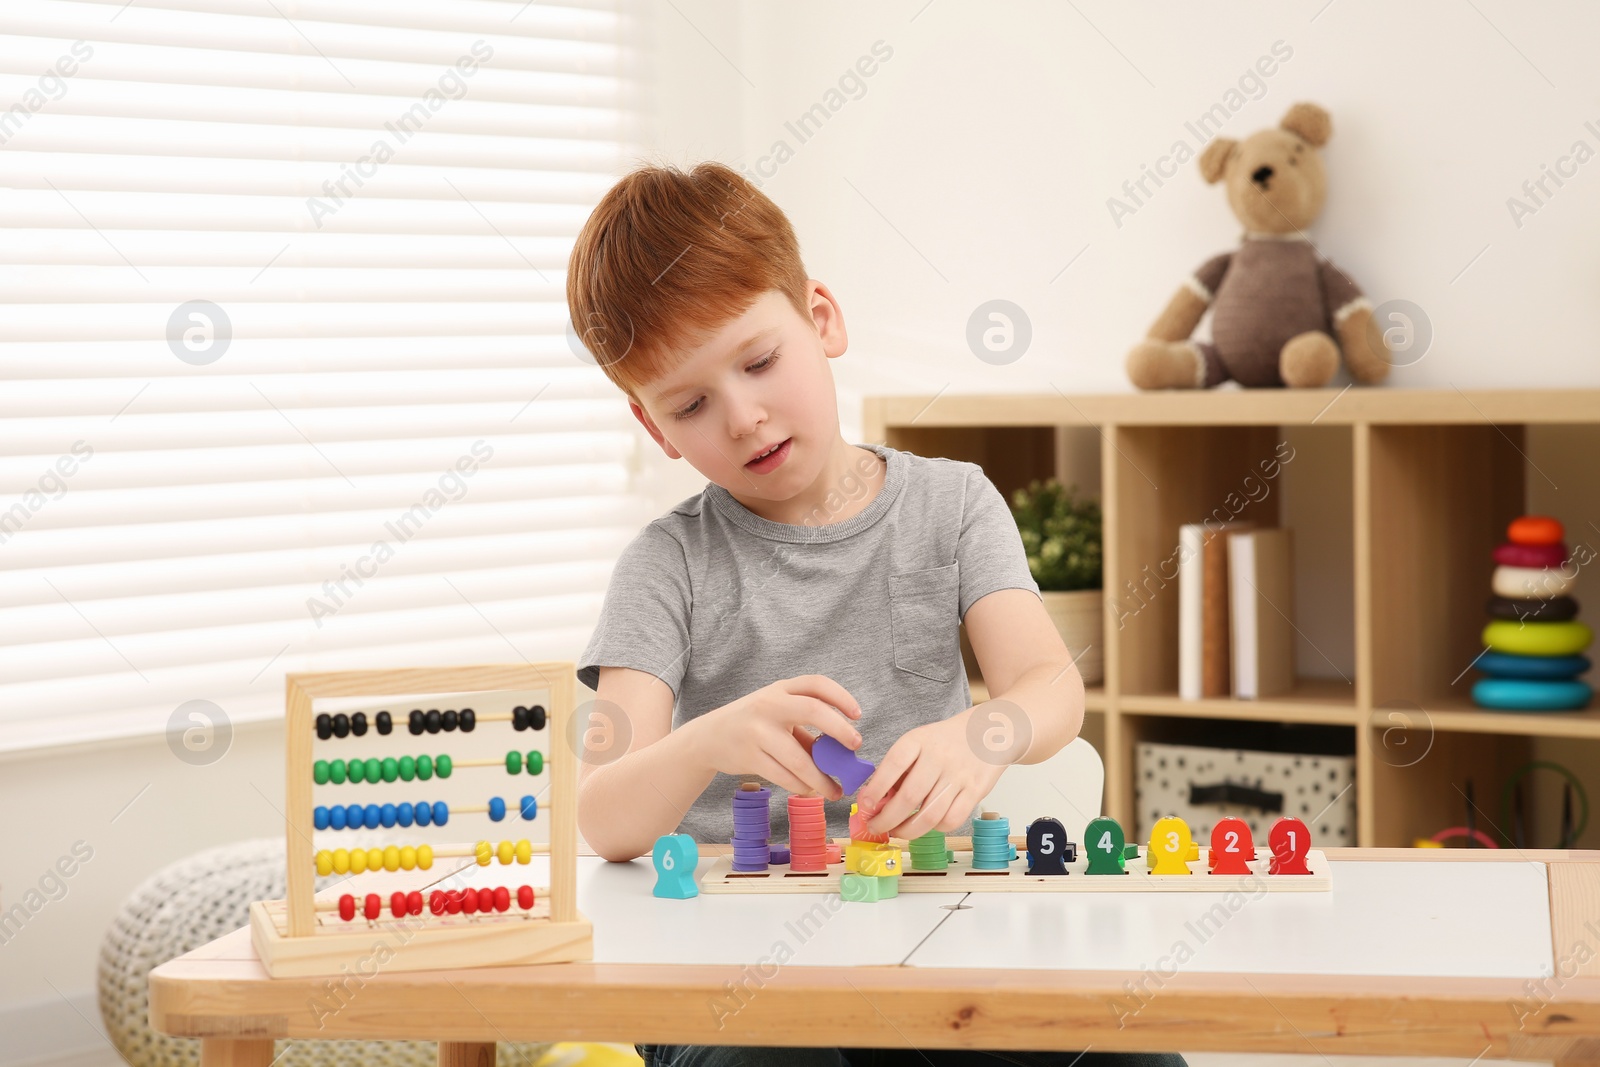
left=652, top=833, right=699, bottom=898
left=1083, top=816, right=1135, bottom=875
left=1147, top=815, right=1199, bottom=875
left=1208, top=817, right=1255, bottom=875
left=1268, top=816, right=1312, bottom=875
left=1025, top=817, right=1074, bottom=875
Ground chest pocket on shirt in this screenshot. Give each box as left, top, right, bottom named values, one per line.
left=888, top=562, right=960, bottom=683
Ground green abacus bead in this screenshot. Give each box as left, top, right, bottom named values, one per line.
left=437, top=754, right=452, bottom=779
left=398, top=755, right=415, bottom=781
left=329, top=759, right=347, bottom=784
left=505, top=750, right=522, bottom=774
left=417, top=754, right=433, bottom=780
left=313, top=760, right=330, bottom=785
left=348, top=758, right=366, bottom=783
left=527, top=750, right=542, bottom=775
left=364, top=758, right=381, bottom=782
left=381, top=757, right=399, bottom=783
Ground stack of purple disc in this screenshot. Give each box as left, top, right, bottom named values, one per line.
left=731, top=785, right=774, bottom=871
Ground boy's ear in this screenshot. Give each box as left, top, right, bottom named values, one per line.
left=630, top=400, right=682, bottom=459
left=809, top=281, right=848, bottom=358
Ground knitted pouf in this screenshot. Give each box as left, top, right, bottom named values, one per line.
left=98, top=836, right=556, bottom=1067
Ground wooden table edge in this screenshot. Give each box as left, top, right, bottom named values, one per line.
left=149, top=849, right=1600, bottom=1061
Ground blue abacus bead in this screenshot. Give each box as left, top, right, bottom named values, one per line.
left=380, top=803, right=397, bottom=828
left=364, top=804, right=382, bottom=830
left=433, top=801, right=448, bottom=826
left=330, top=805, right=347, bottom=830
left=397, top=802, right=414, bottom=827
left=415, top=801, right=432, bottom=827
left=345, top=803, right=363, bottom=829
left=489, top=797, right=506, bottom=822
left=314, top=806, right=330, bottom=831
left=520, top=795, right=537, bottom=820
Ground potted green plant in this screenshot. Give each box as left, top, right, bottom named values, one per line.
left=1010, top=479, right=1103, bottom=686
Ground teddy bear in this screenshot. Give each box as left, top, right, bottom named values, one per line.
left=1126, top=102, right=1390, bottom=390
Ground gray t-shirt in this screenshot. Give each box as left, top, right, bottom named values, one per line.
left=576, top=442, right=1041, bottom=844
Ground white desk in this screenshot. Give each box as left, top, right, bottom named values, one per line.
left=150, top=848, right=1600, bottom=1065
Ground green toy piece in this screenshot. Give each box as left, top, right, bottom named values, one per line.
left=840, top=872, right=899, bottom=902
left=1084, top=816, right=1138, bottom=875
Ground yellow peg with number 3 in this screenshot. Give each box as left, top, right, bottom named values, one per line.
left=1147, top=815, right=1200, bottom=875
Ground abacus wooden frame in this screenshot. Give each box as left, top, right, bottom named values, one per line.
left=248, top=664, right=592, bottom=978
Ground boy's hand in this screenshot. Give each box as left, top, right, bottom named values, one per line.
left=856, top=710, right=1007, bottom=840
left=684, top=675, right=863, bottom=802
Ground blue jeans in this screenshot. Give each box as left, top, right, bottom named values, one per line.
left=636, top=1046, right=1187, bottom=1066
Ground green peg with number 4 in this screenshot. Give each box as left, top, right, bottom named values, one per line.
left=1084, top=815, right=1138, bottom=875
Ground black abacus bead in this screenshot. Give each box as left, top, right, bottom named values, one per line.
left=442, top=709, right=458, bottom=732
left=512, top=706, right=528, bottom=731
left=376, top=711, right=392, bottom=735
left=460, top=708, right=475, bottom=732
left=332, top=713, right=350, bottom=738
left=408, top=710, right=425, bottom=735
left=315, top=713, right=333, bottom=740
left=351, top=712, right=368, bottom=737
left=531, top=705, right=547, bottom=731
left=425, top=709, right=442, bottom=734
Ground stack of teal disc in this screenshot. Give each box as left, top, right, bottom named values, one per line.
left=970, top=813, right=1016, bottom=870
left=1474, top=515, right=1592, bottom=712
left=909, top=828, right=954, bottom=870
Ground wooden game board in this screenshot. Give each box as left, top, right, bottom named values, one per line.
left=699, top=845, right=1332, bottom=893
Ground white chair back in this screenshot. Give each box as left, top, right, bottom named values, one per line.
left=977, top=735, right=1106, bottom=843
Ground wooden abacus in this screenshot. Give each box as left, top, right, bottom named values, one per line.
left=249, top=664, right=592, bottom=978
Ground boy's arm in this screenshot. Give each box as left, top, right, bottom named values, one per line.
left=577, top=666, right=714, bottom=862
left=963, top=587, right=1084, bottom=764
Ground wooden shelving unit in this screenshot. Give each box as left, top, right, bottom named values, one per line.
left=866, top=388, right=1600, bottom=849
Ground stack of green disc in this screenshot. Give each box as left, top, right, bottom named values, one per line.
left=909, top=829, right=953, bottom=870
left=970, top=813, right=1014, bottom=870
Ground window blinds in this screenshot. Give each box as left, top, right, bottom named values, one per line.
left=0, top=0, right=650, bottom=750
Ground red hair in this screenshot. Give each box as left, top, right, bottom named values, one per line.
left=566, top=160, right=811, bottom=400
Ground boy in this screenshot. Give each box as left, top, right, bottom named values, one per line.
left=569, top=161, right=1183, bottom=1067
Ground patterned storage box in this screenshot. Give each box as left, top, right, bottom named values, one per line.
left=1135, top=740, right=1356, bottom=846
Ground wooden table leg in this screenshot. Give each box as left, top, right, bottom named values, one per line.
left=439, top=1042, right=496, bottom=1067
left=199, top=1039, right=276, bottom=1067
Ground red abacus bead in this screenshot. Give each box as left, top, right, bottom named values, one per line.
left=493, top=886, right=510, bottom=912
left=517, top=885, right=534, bottom=910
left=390, top=892, right=408, bottom=918
left=445, top=890, right=463, bottom=915
left=429, top=891, right=448, bottom=916
left=476, top=887, right=495, bottom=913
left=338, top=894, right=355, bottom=922
left=407, top=891, right=424, bottom=916
left=364, top=893, right=381, bottom=921
left=461, top=889, right=478, bottom=914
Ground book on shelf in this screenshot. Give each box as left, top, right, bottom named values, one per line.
left=1177, top=520, right=1255, bottom=700
left=1177, top=524, right=1204, bottom=701
left=1204, top=520, right=1256, bottom=697
left=1228, top=527, right=1295, bottom=700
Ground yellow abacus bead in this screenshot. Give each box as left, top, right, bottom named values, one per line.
left=515, top=839, right=531, bottom=865
left=349, top=848, right=367, bottom=874
left=417, top=844, right=433, bottom=870
left=366, top=847, right=383, bottom=872
left=497, top=839, right=514, bottom=865
left=383, top=845, right=400, bottom=872
left=332, top=849, right=350, bottom=875
left=316, top=850, right=333, bottom=876
left=399, top=845, right=417, bottom=871
left=475, top=840, right=493, bottom=866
